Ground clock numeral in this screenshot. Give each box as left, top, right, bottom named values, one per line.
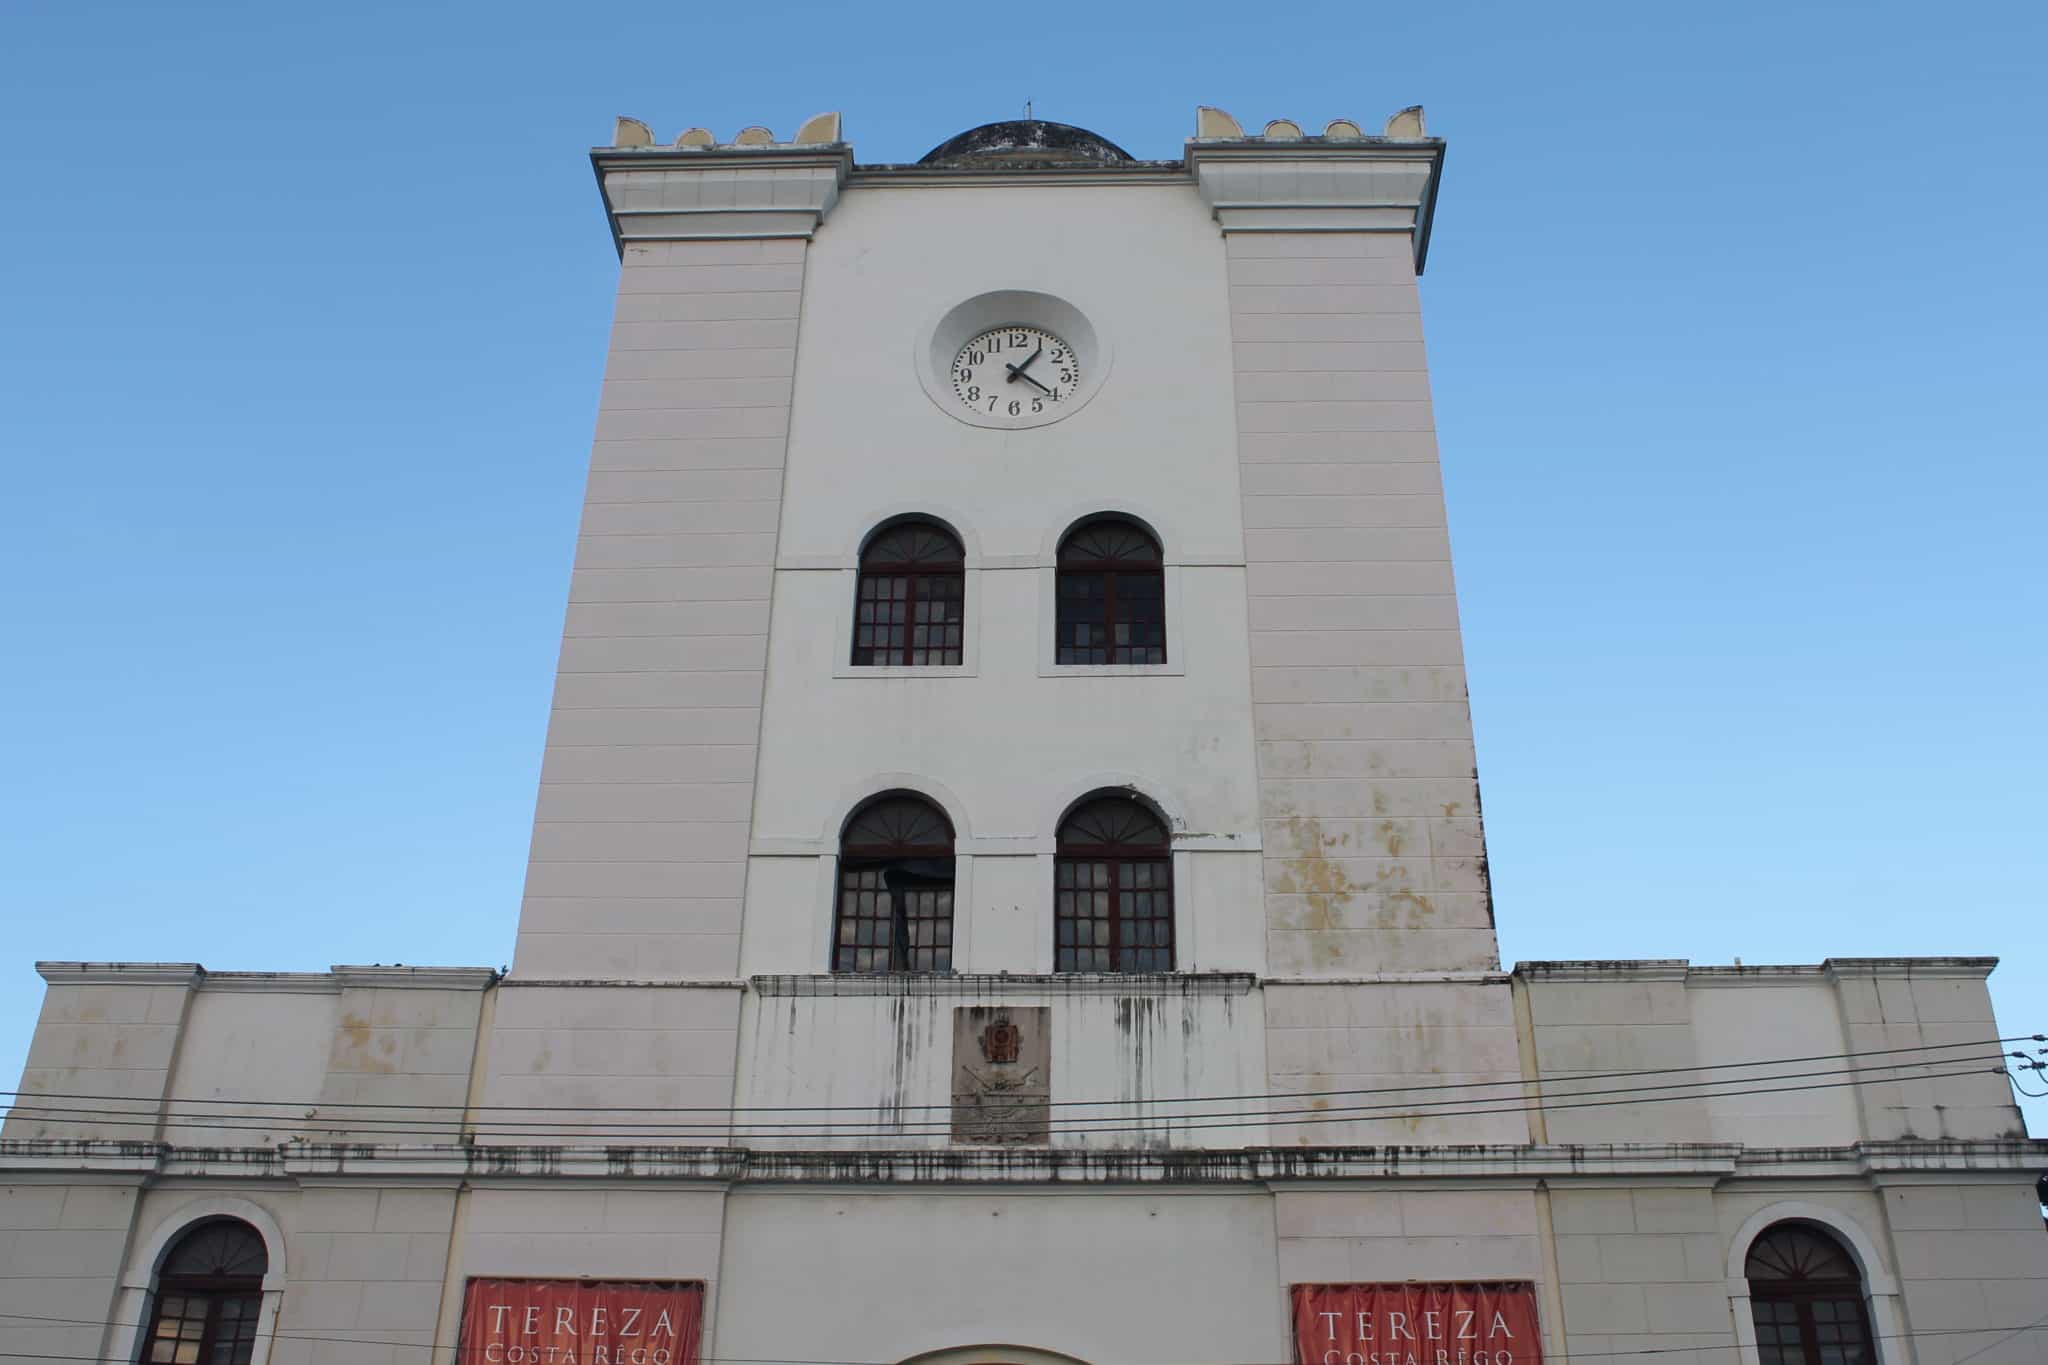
left=1031, top=398, right=1044, bottom=414
left=988, top=397, right=999, bottom=412
left=966, top=348, right=985, bottom=365
left=1059, top=368, right=1075, bottom=384
left=966, top=385, right=980, bottom=401
left=1007, top=400, right=1021, bottom=416
left=1011, top=332, right=1028, bottom=348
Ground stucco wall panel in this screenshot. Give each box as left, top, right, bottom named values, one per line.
left=1264, top=982, right=1522, bottom=1143
left=4, top=977, right=194, bottom=1139
left=1551, top=1186, right=1733, bottom=1361
left=460, top=1188, right=724, bottom=1280
left=0, top=1184, right=136, bottom=1365
left=478, top=984, right=740, bottom=1141
left=1688, top=979, right=1862, bottom=1146
left=1225, top=215, right=1497, bottom=981
left=1879, top=1179, right=2048, bottom=1363
left=1827, top=968, right=2019, bottom=1141
left=1274, top=1188, right=1541, bottom=1283
left=515, top=236, right=810, bottom=982
left=712, top=1191, right=1281, bottom=1365
left=163, top=988, right=333, bottom=1145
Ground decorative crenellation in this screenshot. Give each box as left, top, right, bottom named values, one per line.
left=1192, top=105, right=1429, bottom=142
left=608, top=111, right=843, bottom=150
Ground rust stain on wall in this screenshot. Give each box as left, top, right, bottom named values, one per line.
left=332, top=1012, right=398, bottom=1074
left=1270, top=814, right=1358, bottom=965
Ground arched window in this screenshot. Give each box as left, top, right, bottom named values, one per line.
left=142, top=1219, right=268, bottom=1365
left=1055, top=795, right=1173, bottom=972
left=1055, top=518, right=1165, bottom=665
left=1745, top=1222, right=1875, bottom=1365
left=834, top=794, right=955, bottom=972
left=853, top=520, right=965, bottom=666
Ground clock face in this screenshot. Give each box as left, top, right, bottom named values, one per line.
left=951, top=325, right=1078, bottom=421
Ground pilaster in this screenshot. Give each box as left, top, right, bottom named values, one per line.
left=1199, top=112, right=1495, bottom=987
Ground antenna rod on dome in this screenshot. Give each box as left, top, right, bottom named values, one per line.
left=1024, top=98, right=1032, bottom=120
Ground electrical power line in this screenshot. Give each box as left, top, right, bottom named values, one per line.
left=0, top=1055, right=2023, bottom=1143
left=5, top=1035, right=2033, bottom=1118
left=0, top=1054, right=2009, bottom=1138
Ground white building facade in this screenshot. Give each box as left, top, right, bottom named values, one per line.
left=5, top=108, right=2045, bottom=1365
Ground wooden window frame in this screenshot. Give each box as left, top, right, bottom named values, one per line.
left=1054, top=797, right=1175, bottom=973
left=852, top=521, right=966, bottom=668
left=141, top=1221, right=267, bottom=1365
left=1744, top=1223, right=1877, bottom=1365
left=1055, top=518, right=1166, bottom=666
left=832, top=795, right=957, bottom=973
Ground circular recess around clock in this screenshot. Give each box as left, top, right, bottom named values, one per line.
left=917, top=290, right=1109, bottom=430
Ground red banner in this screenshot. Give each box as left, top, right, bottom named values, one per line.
left=1292, top=1283, right=1544, bottom=1365
left=460, top=1280, right=703, bottom=1365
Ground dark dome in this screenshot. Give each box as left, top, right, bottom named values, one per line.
left=918, top=120, right=1134, bottom=168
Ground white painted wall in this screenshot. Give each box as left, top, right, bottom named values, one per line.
left=1688, top=977, right=1862, bottom=1146
left=710, top=1189, right=1286, bottom=1365
left=745, top=180, right=1263, bottom=983
left=731, top=983, right=1269, bottom=1150
left=162, top=987, right=333, bottom=1146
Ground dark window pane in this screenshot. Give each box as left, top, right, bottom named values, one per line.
left=1054, top=519, right=1167, bottom=666
left=1053, top=798, right=1174, bottom=972
left=1746, top=1223, right=1873, bottom=1365
left=852, top=521, right=965, bottom=666
left=834, top=795, right=956, bottom=973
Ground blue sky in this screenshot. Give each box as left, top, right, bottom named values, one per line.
left=2, top=1, right=2042, bottom=1134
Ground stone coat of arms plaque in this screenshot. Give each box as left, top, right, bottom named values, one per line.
left=950, top=1006, right=1050, bottom=1144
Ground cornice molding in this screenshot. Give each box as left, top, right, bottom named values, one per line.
left=1822, top=956, right=1998, bottom=980
left=498, top=977, right=746, bottom=990
left=1513, top=959, right=1691, bottom=983
left=749, top=971, right=1257, bottom=998
left=1186, top=139, right=1445, bottom=271
left=328, top=965, right=499, bottom=991
left=590, top=145, right=854, bottom=254
left=203, top=972, right=341, bottom=995
left=9, top=1138, right=2042, bottom=1185
left=848, top=164, right=1190, bottom=189
left=36, top=962, right=203, bottom=988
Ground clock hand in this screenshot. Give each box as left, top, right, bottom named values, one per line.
left=1004, top=344, right=1044, bottom=382
left=1007, top=367, right=1053, bottom=396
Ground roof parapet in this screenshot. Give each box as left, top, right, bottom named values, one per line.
left=1186, top=105, right=1446, bottom=272
left=608, top=111, right=844, bottom=152
left=591, top=112, right=853, bottom=256
left=1191, top=105, right=1428, bottom=144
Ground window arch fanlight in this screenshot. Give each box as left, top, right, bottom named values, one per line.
left=853, top=519, right=965, bottom=666
left=1055, top=517, right=1165, bottom=665
left=142, top=1218, right=269, bottom=1365
left=1055, top=794, right=1173, bottom=972
left=834, top=793, right=956, bottom=972
left=1744, top=1221, right=1876, bottom=1365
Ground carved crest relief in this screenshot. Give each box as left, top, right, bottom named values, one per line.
left=979, top=1017, right=1021, bottom=1063
left=951, top=1006, right=1049, bottom=1144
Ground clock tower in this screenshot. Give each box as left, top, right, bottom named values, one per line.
left=504, top=108, right=1494, bottom=1157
